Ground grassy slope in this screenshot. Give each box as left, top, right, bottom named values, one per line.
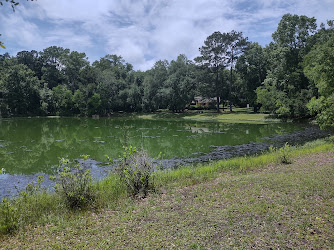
left=1, top=141, right=333, bottom=248
left=182, top=113, right=275, bottom=124
left=138, top=109, right=277, bottom=124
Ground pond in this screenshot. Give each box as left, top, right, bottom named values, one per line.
left=0, top=116, right=331, bottom=198
left=0, top=116, right=325, bottom=174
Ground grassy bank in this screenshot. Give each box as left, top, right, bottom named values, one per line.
left=1, top=137, right=333, bottom=248
left=137, top=108, right=278, bottom=124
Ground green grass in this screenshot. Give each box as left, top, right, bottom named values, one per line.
left=154, top=138, right=333, bottom=187
left=182, top=113, right=275, bottom=124
left=137, top=109, right=277, bottom=124
left=1, top=137, right=333, bottom=248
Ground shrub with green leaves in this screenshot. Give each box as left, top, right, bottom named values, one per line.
left=269, top=142, right=292, bottom=164
left=279, top=142, right=292, bottom=164
left=51, top=155, right=95, bottom=210
left=0, top=198, right=18, bottom=234
left=115, top=146, right=155, bottom=198
left=21, top=175, right=45, bottom=197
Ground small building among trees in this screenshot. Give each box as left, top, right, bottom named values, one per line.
left=192, top=96, right=218, bottom=108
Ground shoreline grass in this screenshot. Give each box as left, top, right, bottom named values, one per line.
left=136, top=109, right=282, bottom=124
left=1, top=137, right=333, bottom=248
left=1, top=110, right=281, bottom=124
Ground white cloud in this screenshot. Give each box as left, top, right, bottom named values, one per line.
left=0, top=0, right=333, bottom=70
left=1, top=13, right=42, bottom=48
left=33, top=0, right=112, bottom=22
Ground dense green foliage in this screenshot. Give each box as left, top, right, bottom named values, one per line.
left=52, top=156, right=95, bottom=210
left=195, top=30, right=248, bottom=112
left=304, top=32, right=334, bottom=129
left=0, top=14, right=333, bottom=127
left=256, top=15, right=334, bottom=122
left=257, top=14, right=317, bottom=118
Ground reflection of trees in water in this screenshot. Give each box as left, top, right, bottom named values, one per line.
left=0, top=118, right=305, bottom=175
left=258, top=123, right=304, bottom=141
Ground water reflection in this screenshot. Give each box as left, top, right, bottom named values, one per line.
left=186, top=126, right=210, bottom=133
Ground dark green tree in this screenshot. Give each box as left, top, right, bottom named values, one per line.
left=272, top=14, right=317, bottom=52
left=62, top=51, right=89, bottom=91
left=161, top=54, right=196, bottom=112
left=40, top=46, right=69, bottom=89
left=72, top=89, right=87, bottom=115
left=222, top=30, right=249, bottom=111
left=87, top=93, right=101, bottom=116
left=93, top=55, right=132, bottom=114
left=236, top=42, right=267, bottom=111
left=39, top=83, right=54, bottom=115
left=52, top=85, right=73, bottom=116
left=256, top=14, right=317, bottom=118
left=304, top=33, right=334, bottom=129
left=196, top=31, right=227, bottom=112
left=0, top=64, right=41, bottom=116
left=16, top=50, right=43, bottom=79
left=142, top=60, right=169, bottom=111
left=123, top=71, right=145, bottom=112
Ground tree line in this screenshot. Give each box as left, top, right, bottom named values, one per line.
left=0, top=14, right=333, bottom=128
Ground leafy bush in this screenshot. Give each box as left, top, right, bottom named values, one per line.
left=0, top=198, right=18, bottom=234
left=269, top=142, right=292, bottom=164
left=22, top=175, right=45, bottom=196
left=51, top=156, right=95, bottom=210
left=115, top=146, right=155, bottom=198
left=279, top=142, right=292, bottom=164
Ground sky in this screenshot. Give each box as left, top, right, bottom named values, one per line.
left=0, top=0, right=333, bottom=71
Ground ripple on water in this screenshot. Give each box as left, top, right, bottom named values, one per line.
left=142, top=136, right=161, bottom=138
left=55, top=139, right=66, bottom=142
left=93, top=141, right=105, bottom=143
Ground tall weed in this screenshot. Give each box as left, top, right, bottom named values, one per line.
left=0, top=198, right=18, bottom=234
left=269, top=142, right=292, bottom=164
left=115, top=147, right=155, bottom=198
left=51, top=156, right=95, bottom=210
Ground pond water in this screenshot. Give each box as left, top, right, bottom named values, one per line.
left=1, top=116, right=332, bottom=198
left=0, top=116, right=316, bottom=175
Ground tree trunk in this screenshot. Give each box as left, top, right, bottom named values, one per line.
left=229, top=66, right=233, bottom=112
left=216, top=70, right=220, bottom=113
left=253, top=104, right=258, bottom=113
